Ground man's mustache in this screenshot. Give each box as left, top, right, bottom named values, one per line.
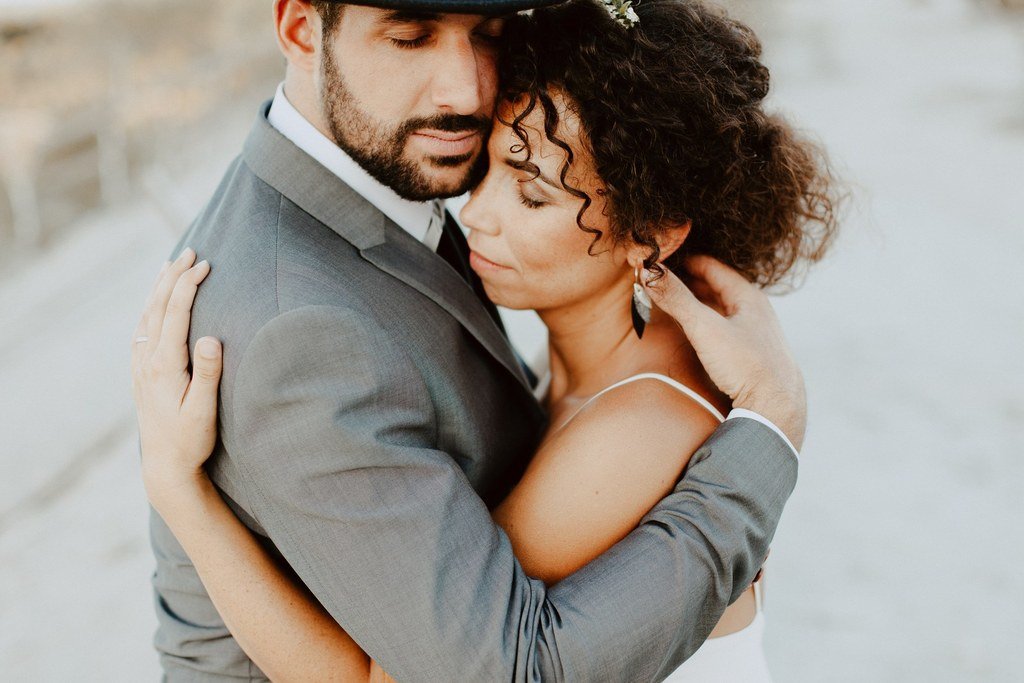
left=400, top=114, right=490, bottom=137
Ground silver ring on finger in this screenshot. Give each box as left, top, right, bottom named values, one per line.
left=135, top=336, right=150, bottom=344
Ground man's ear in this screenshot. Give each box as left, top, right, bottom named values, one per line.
left=275, top=0, right=319, bottom=73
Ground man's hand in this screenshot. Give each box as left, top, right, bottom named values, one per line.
left=644, top=255, right=807, bottom=450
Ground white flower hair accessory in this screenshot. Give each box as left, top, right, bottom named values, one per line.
left=600, top=0, right=640, bottom=28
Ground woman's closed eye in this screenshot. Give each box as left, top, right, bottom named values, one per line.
left=518, top=191, right=546, bottom=209
left=517, top=181, right=550, bottom=209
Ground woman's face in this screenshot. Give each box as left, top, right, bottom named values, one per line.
left=460, top=93, right=632, bottom=312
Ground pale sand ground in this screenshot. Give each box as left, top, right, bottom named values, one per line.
left=2, top=0, right=1023, bottom=680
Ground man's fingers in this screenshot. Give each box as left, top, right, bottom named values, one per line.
left=184, top=337, right=223, bottom=426
left=156, top=260, right=211, bottom=369
left=643, top=266, right=715, bottom=329
left=682, top=255, right=754, bottom=310
left=682, top=275, right=728, bottom=316
left=145, top=248, right=197, bottom=350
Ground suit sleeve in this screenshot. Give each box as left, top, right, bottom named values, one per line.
left=150, top=508, right=271, bottom=682
left=227, top=305, right=798, bottom=683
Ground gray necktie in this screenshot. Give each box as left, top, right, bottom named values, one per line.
left=424, top=200, right=444, bottom=252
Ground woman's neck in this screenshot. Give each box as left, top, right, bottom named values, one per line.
left=540, top=280, right=649, bottom=402
left=540, top=279, right=714, bottom=411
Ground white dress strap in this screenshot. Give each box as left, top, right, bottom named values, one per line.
left=557, top=372, right=726, bottom=432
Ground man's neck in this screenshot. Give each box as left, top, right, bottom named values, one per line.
left=281, top=75, right=333, bottom=142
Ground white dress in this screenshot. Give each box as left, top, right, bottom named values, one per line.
left=559, top=373, right=773, bottom=683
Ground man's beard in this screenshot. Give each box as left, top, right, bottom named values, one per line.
left=320, top=47, right=489, bottom=201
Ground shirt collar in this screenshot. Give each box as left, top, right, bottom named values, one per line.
left=266, top=83, right=434, bottom=244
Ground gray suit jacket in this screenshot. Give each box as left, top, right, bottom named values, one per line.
left=149, top=103, right=799, bottom=682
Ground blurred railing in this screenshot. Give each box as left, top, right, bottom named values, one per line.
left=0, top=0, right=280, bottom=263
left=1, top=0, right=1022, bottom=263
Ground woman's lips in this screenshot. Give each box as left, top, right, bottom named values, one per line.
left=411, top=130, right=480, bottom=157
left=469, top=250, right=511, bottom=273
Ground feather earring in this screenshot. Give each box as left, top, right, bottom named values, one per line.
left=631, top=267, right=652, bottom=339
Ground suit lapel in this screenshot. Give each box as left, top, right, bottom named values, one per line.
left=241, top=103, right=531, bottom=392
left=439, top=212, right=508, bottom=336
left=361, top=226, right=531, bottom=391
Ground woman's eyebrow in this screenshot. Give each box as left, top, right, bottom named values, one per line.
left=504, top=157, right=559, bottom=189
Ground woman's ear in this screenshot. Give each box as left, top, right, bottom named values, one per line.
left=625, top=222, right=692, bottom=269
left=275, top=0, right=320, bottom=73
left=656, top=221, right=691, bottom=262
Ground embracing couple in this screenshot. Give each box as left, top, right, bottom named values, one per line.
left=131, top=0, right=838, bottom=680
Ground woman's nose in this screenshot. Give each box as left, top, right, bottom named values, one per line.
left=460, top=185, right=499, bottom=236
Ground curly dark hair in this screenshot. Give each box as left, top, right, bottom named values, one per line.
left=499, top=0, right=840, bottom=287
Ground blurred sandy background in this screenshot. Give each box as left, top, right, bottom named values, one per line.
left=1, top=0, right=1022, bottom=680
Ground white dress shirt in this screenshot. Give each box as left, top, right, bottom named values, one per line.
left=267, top=83, right=443, bottom=251
left=727, top=408, right=800, bottom=460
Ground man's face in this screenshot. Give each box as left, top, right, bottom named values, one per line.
left=317, top=7, right=505, bottom=200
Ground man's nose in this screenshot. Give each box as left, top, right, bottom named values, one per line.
left=430, top=37, right=484, bottom=115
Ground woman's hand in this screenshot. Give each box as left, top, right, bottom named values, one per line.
left=131, top=248, right=224, bottom=509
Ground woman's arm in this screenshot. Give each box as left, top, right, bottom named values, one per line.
left=133, top=253, right=746, bottom=680
left=148, top=473, right=374, bottom=682
left=493, top=380, right=721, bottom=585
left=134, top=251, right=388, bottom=683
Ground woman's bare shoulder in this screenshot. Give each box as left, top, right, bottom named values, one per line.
left=557, top=375, right=723, bottom=457
left=494, top=377, right=724, bottom=584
